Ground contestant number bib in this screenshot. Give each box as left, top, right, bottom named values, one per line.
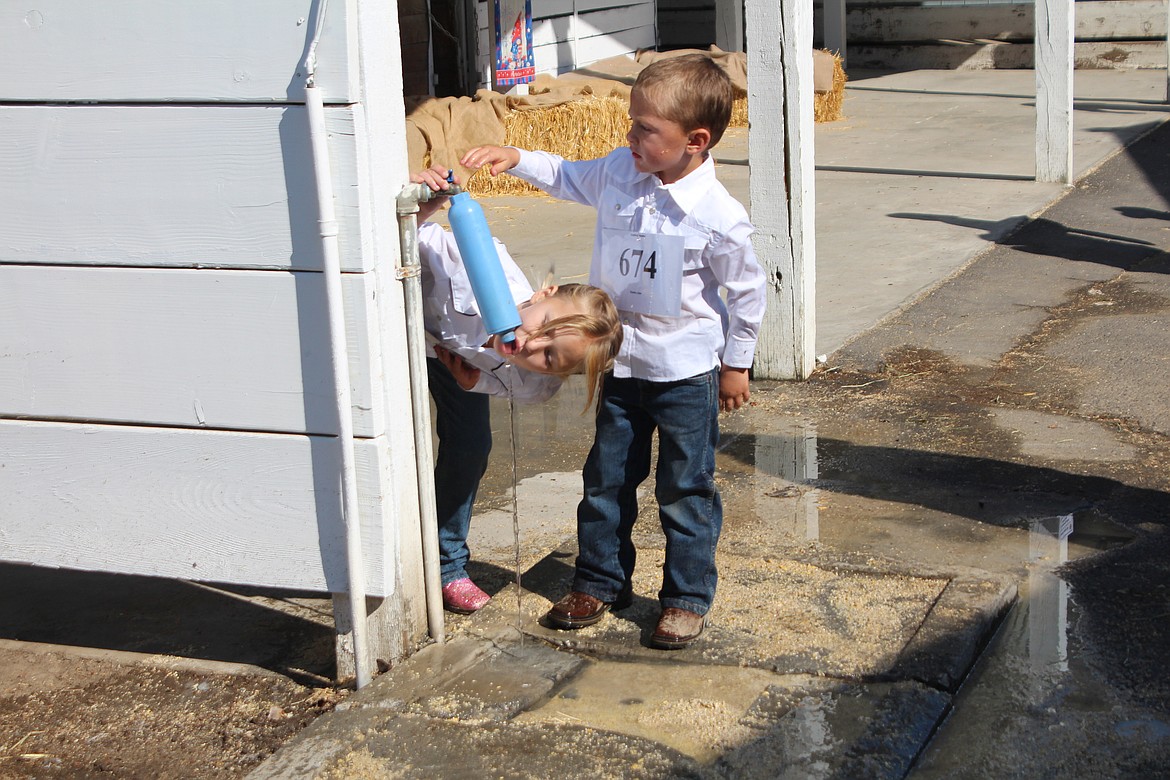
left=599, top=230, right=684, bottom=317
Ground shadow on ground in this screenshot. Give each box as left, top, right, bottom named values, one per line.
left=0, top=564, right=336, bottom=684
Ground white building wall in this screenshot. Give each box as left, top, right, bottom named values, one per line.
left=0, top=0, right=425, bottom=654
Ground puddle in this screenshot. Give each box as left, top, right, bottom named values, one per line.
left=479, top=394, right=1138, bottom=565
left=728, top=419, right=823, bottom=542
left=911, top=510, right=1142, bottom=777
left=717, top=415, right=1135, bottom=564
left=467, top=392, right=1151, bottom=774
left=704, top=415, right=1146, bottom=775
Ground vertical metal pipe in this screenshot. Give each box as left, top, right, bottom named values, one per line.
left=396, top=185, right=446, bottom=644
left=305, top=82, right=372, bottom=689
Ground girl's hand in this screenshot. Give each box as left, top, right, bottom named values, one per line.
left=411, top=165, right=460, bottom=222
left=434, top=345, right=480, bottom=390
left=460, top=146, right=520, bottom=177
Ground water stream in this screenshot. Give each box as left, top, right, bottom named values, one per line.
left=508, top=391, right=523, bottom=634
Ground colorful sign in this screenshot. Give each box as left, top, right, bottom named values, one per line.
left=494, top=0, right=534, bottom=86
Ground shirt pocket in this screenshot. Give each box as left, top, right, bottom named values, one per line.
left=599, top=185, right=642, bottom=232
left=677, top=223, right=711, bottom=274
left=448, top=268, right=480, bottom=317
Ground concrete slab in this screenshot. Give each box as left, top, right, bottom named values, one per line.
left=714, top=679, right=950, bottom=780
left=466, top=471, right=584, bottom=572
left=251, top=632, right=954, bottom=780
left=519, top=670, right=950, bottom=779
left=249, top=533, right=1011, bottom=778
left=514, top=661, right=787, bottom=763
left=248, top=636, right=585, bottom=779
left=283, top=715, right=709, bottom=779
left=479, top=544, right=1012, bottom=686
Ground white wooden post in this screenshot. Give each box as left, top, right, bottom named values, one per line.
left=716, top=0, right=745, bottom=53
left=1035, top=0, right=1074, bottom=183
left=331, top=0, right=428, bottom=681
left=823, top=0, right=847, bottom=66
left=748, top=0, right=817, bottom=380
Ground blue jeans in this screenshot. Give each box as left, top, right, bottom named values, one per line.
left=427, top=357, right=492, bottom=585
left=575, top=368, right=722, bottom=615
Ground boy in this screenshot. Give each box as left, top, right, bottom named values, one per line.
left=412, top=165, right=623, bottom=614
left=461, top=54, right=766, bottom=647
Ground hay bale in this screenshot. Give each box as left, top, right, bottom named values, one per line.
left=467, top=95, right=631, bottom=196
left=728, top=51, right=846, bottom=127
left=464, top=52, right=846, bottom=197
left=730, top=95, right=749, bottom=129
left=814, top=52, right=848, bottom=124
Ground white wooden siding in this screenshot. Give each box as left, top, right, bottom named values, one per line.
left=0, top=265, right=383, bottom=437
left=0, top=0, right=423, bottom=632
left=0, top=0, right=357, bottom=103
left=475, top=0, right=656, bottom=85
left=533, top=2, right=658, bottom=75
left=0, top=105, right=367, bottom=273
left=0, top=420, right=395, bottom=596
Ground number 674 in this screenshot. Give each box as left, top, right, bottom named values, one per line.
left=619, top=248, right=658, bottom=279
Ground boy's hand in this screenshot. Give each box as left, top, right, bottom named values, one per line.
left=411, top=164, right=460, bottom=222
left=719, top=364, right=750, bottom=412
left=434, top=345, right=480, bottom=390
left=461, top=146, right=520, bottom=177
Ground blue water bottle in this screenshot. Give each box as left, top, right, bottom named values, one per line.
left=447, top=191, right=522, bottom=344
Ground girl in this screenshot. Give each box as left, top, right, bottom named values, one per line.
left=412, top=165, right=622, bottom=613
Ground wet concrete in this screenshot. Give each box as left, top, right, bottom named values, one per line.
left=247, top=74, right=1170, bottom=780
left=254, top=634, right=957, bottom=779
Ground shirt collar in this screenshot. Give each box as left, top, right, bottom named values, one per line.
left=654, top=154, right=718, bottom=215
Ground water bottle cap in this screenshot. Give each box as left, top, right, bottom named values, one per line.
left=499, top=331, right=516, bottom=343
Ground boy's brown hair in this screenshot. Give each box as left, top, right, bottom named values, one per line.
left=631, top=54, right=734, bottom=148
left=529, top=283, right=623, bottom=411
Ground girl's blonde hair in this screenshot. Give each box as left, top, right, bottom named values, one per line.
left=528, top=283, right=622, bottom=410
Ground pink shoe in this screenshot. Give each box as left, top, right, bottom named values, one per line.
left=442, top=578, right=491, bottom=614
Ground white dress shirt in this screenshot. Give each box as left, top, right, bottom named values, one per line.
left=419, top=221, right=561, bottom=403
left=511, top=148, right=766, bottom=382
